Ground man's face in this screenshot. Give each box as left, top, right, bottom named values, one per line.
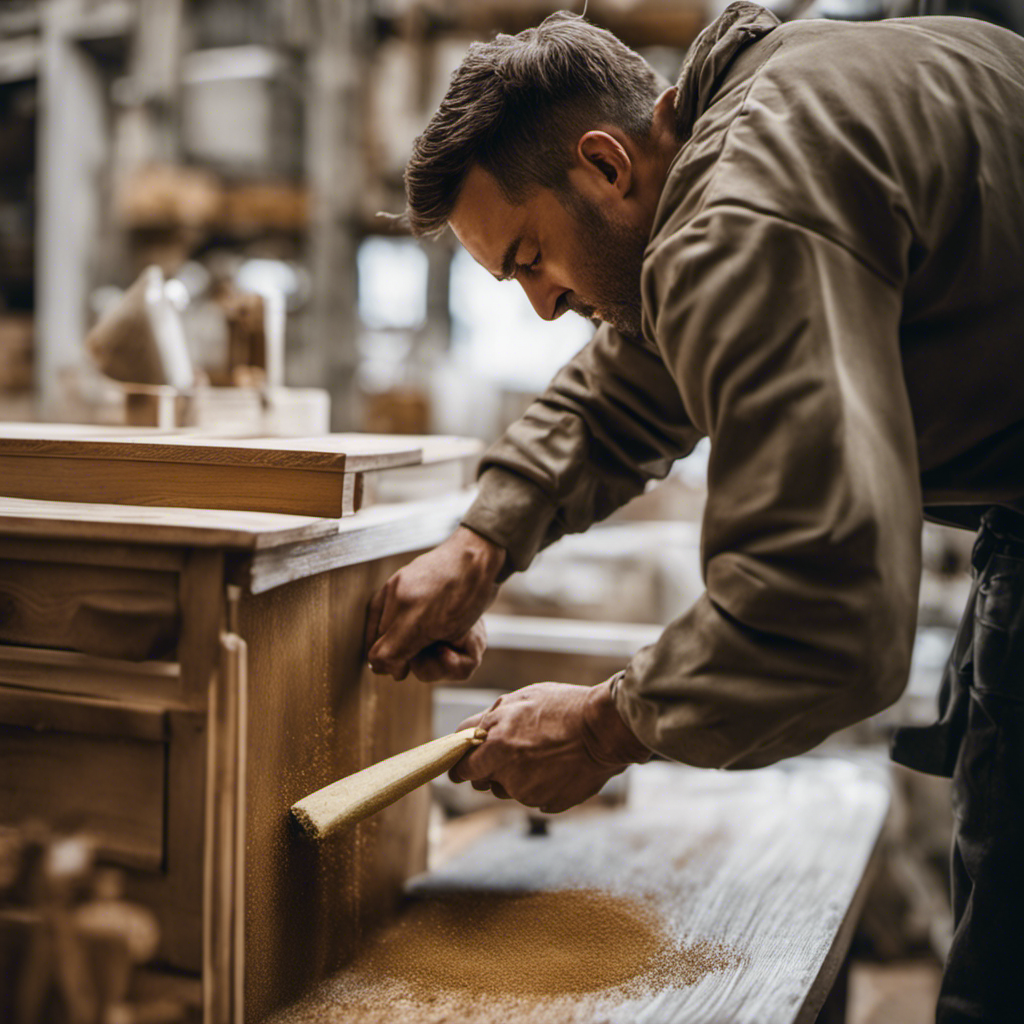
left=449, top=165, right=649, bottom=339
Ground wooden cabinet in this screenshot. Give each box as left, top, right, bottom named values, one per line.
left=0, top=493, right=470, bottom=1022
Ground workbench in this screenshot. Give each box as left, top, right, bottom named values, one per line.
left=269, top=757, right=891, bottom=1024
left=0, top=491, right=472, bottom=1022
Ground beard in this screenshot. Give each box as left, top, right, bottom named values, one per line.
left=558, top=189, right=649, bottom=340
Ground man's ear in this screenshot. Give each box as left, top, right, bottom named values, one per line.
left=575, top=131, right=633, bottom=197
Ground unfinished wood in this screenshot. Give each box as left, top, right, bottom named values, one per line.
left=203, top=632, right=248, bottom=1024
left=272, top=759, right=891, bottom=1024
left=239, top=492, right=473, bottom=594
left=0, top=454, right=363, bottom=519
left=291, top=728, right=486, bottom=840
left=0, top=559, right=180, bottom=660
left=0, top=431, right=422, bottom=471
left=239, top=552, right=433, bottom=1021
left=0, top=686, right=168, bottom=741
left=0, top=683, right=168, bottom=872
left=0, top=645, right=182, bottom=705
left=178, top=548, right=225, bottom=708
left=0, top=535, right=184, bottom=572
left=127, top=708, right=207, bottom=971
left=0, top=496, right=337, bottom=549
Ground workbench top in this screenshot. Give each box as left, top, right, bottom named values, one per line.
left=269, top=756, right=891, bottom=1024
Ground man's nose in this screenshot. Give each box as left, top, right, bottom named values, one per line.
left=519, top=276, right=565, bottom=321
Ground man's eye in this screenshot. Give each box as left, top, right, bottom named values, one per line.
left=519, top=253, right=541, bottom=275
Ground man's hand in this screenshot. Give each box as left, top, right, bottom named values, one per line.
left=365, top=526, right=506, bottom=681
left=449, top=680, right=651, bottom=813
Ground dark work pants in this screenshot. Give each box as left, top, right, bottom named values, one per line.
left=891, top=508, right=1024, bottom=1024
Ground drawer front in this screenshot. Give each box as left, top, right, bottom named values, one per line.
left=0, top=559, right=179, bottom=660
left=0, top=686, right=167, bottom=872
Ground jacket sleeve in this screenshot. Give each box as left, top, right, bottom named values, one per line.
left=614, top=204, right=923, bottom=769
left=461, top=323, right=703, bottom=572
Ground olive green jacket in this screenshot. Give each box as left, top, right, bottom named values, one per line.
left=461, top=3, right=1024, bottom=768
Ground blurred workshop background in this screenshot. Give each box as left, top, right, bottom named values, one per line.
left=2, top=1, right=1023, bottom=1022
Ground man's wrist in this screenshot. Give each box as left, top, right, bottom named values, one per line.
left=581, top=679, right=652, bottom=767
left=455, top=524, right=507, bottom=581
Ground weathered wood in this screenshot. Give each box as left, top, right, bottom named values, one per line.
left=240, top=553, right=433, bottom=1021
left=238, top=492, right=472, bottom=594
left=291, top=728, right=486, bottom=840
left=0, top=558, right=180, bottom=660
left=0, top=454, right=363, bottom=519
left=0, top=496, right=337, bottom=549
left=272, top=759, right=891, bottom=1024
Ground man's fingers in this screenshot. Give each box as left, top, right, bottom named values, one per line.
left=449, top=739, right=494, bottom=783
left=363, top=586, right=386, bottom=656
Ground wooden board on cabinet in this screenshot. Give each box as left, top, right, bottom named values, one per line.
left=0, top=430, right=425, bottom=518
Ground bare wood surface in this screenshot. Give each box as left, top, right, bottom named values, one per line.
left=240, top=553, right=433, bottom=1021
left=0, top=496, right=338, bottom=549
left=291, top=728, right=486, bottom=840
left=0, top=535, right=184, bottom=572
left=0, top=645, right=182, bottom=705
left=0, top=686, right=168, bottom=741
left=239, top=492, right=473, bottom=594
left=0, top=685, right=169, bottom=872
left=0, top=454, right=362, bottom=518
left=272, top=758, right=891, bottom=1024
left=203, top=632, right=248, bottom=1024
left=0, top=558, right=179, bottom=660
left=0, top=431, right=422, bottom=471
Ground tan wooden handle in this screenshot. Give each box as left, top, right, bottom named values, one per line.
left=290, top=727, right=487, bottom=840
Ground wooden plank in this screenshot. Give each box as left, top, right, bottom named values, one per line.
left=0, top=645, right=182, bottom=705
left=0, top=496, right=338, bottom=549
left=0, top=535, right=185, bottom=572
left=0, top=727, right=165, bottom=872
left=128, top=708, right=208, bottom=971
left=269, top=759, right=891, bottom=1024
left=240, top=552, right=433, bottom=1021
left=178, top=548, right=225, bottom=710
left=0, top=455, right=363, bottom=519
left=203, top=632, right=248, bottom=1024
left=0, top=685, right=169, bottom=741
left=0, top=431, right=423, bottom=471
left=0, top=558, right=179, bottom=660
left=239, top=492, right=472, bottom=594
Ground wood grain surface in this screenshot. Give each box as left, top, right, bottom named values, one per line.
left=0, top=496, right=338, bottom=549
left=271, top=758, right=891, bottom=1024
left=240, top=492, right=473, bottom=594
left=0, top=431, right=423, bottom=471
left=0, top=454, right=363, bottom=518
left=240, top=552, right=434, bottom=1021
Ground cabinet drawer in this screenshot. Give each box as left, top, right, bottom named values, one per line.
left=0, top=687, right=167, bottom=871
left=0, top=559, right=179, bottom=660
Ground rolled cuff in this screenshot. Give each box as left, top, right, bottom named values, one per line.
left=460, top=466, right=559, bottom=574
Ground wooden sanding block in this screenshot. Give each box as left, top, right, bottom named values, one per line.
left=291, top=727, right=486, bottom=840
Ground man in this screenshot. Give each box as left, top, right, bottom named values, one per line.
left=364, top=4, right=1024, bottom=1020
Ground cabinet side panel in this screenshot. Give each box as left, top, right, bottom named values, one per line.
left=240, top=552, right=432, bottom=1021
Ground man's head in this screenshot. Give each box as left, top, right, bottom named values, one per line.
left=403, top=12, right=677, bottom=338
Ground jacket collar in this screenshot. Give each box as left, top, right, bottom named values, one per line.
left=673, top=2, right=780, bottom=142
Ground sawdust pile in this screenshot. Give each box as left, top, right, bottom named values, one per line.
left=271, top=888, right=742, bottom=1024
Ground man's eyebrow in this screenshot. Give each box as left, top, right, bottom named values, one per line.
left=495, top=234, right=524, bottom=281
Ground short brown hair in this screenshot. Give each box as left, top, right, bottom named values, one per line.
left=403, top=12, right=666, bottom=238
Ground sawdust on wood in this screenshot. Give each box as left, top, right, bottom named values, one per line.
left=269, top=888, right=743, bottom=1024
